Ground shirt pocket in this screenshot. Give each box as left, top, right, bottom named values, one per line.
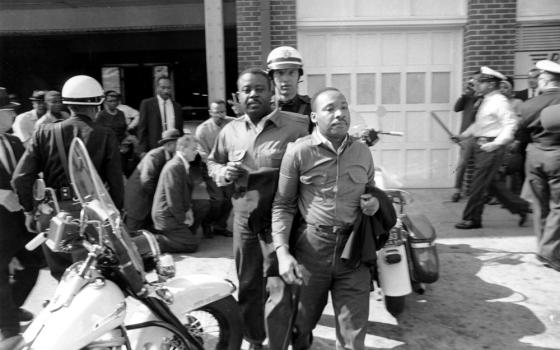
left=300, top=173, right=327, bottom=185
left=229, top=149, right=247, bottom=162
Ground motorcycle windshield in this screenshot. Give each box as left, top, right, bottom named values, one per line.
left=68, top=138, right=145, bottom=279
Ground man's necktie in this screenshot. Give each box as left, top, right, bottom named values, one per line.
left=162, top=100, right=168, bottom=131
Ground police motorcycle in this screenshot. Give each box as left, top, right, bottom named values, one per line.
left=14, top=138, right=242, bottom=350
left=351, top=122, right=440, bottom=317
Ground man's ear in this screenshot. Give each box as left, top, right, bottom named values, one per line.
left=310, top=112, right=317, bottom=124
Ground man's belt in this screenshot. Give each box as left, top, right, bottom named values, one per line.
left=306, top=223, right=353, bottom=235
left=474, top=136, right=496, bottom=145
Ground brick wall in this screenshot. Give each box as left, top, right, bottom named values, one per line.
left=464, top=0, right=517, bottom=79
left=236, top=0, right=297, bottom=73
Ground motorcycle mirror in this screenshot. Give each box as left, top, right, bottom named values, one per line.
left=33, top=178, right=47, bottom=201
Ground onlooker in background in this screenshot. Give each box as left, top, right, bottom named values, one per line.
left=137, top=76, right=183, bottom=155
left=117, top=99, right=140, bottom=132
left=151, top=133, right=200, bottom=253
left=34, top=90, right=70, bottom=129
left=12, top=90, right=47, bottom=147
left=515, top=67, right=541, bottom=101
left=96, top=90, right=128, bottom=144
left=0, top=88, right=41, bottom=344
left=120, top=135, right=141, bottom=179
left=501, top=77, right=524, bottom=117
left=517, top=60, right=560, bottom=272
left=450, top=75, right=482, bottom=202
left=195, top=99, right=235, bottom=238
left=453, top=66, right=530, bottom=230
left=207, top=68, right=309, bottom=349
left=124, top=129, right=179, bottom=231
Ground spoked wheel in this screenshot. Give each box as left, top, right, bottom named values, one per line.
left=181, top=296, right=243, bottom=350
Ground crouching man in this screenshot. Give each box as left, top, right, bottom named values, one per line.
left=151, top=133, right=200, bottom=253
left=272, top=88, right=383, bottom=350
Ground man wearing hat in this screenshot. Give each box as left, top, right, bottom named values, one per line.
left=452, top=66, right=530, bottom=229
left=151, top=133, right=200, bottom=253
left=124, top=129, right=180, bottom=231
left=12, top=90, right=47, bottom=146
left=517, top=60, right=560, bottom=271
left=12, top=75, right=124, bottom=281
left=0, top=87, right=41, bottom=344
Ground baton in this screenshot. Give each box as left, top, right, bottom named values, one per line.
left=430, top=111, right=454, bottom=137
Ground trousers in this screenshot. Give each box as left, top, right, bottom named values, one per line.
left=292, top=224, right=370, bottom=350
left=525, top=144, right=560, bottom=264
left=462, top=144, right=530, bottom=224
left=0, top=207, right=42, bottom=339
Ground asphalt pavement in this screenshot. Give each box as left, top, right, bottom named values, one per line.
left=23, top=188, right=560, bottom=349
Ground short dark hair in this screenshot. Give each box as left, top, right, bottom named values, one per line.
left=157, top=76, right=171, bottom=85
left=104, top=90, right=121, bottom=99
left=237, top=68, right=271, bottom=90
left=210, top=99, right=226, bottom=107
left=311, top=87, right=342, bottom=112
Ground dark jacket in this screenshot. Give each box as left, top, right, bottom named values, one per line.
left=124, top=146, right=171, bottom=221
left=137, top=97, right=183, bottom=153
left=12, top=114, right=124, bottom=211
left=341, top=186, right=397, bottom=268
left=454, top=93, right=481, bottom=133
left=517, top=88, right=560, bottom=148
left=0, top=133, right=24, bottom=190
left=96, top=109, right=128, bottom=143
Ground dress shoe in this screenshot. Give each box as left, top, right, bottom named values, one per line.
left=455, top=220, right=482, bottom=229
left=213, top=228, right=233, bottom=237
left=536, top=255, right=560, bottom=272
left=451, top=192, right=461, bottom=202
left=18, top=308, right=34, bottom=322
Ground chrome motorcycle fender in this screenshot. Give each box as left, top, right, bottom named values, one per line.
left=163, top=274, right=236, bottom=315
left=21, top=279, right=126, bottom=350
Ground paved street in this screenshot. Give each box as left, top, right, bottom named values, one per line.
left=23, top=189, right=560, bottom=349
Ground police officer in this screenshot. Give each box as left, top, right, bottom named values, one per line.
left=517, top=60, right=560, bottom=272
left=12, top=75, right=124, bottom=281
left=267, top=46, right=312, bottom=128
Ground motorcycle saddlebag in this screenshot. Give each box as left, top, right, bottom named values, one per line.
left=401, top=213, right=439, bottom=283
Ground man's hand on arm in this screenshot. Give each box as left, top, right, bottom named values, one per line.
left=276, top=245, right=303, bottom=285
left=224, top=162, right=245, bottom=182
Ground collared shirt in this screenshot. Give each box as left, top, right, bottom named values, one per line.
left=34, top=111, right=70, bottom=130
left=462, top=90, right=517, bottom=145
left=157, top=95, right=175, bottom=132
left=13, top=109, right=41, bottom=144
left=271, top=132, right=375, bottom=248
left=207, top=109, right=309, bottom=187
left=195, top=116, right=235, bottom=162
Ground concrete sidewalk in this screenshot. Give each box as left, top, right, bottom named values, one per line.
left=23, top=188, right=560, bottom=349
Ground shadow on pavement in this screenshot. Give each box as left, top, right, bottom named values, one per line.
left=313, top=243, right=553, bottom=350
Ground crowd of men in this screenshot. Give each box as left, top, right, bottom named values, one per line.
left=1, top=44, right=560, bottom=350
left=450, top=61, right=560, bottom=274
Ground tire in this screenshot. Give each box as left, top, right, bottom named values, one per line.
left=184, top=296, right=243, bottom=350
left=385, top=295, right=406, bottom=317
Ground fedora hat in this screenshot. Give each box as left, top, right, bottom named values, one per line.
left=158, top=129, right=181, bottom=145
left=29, top=90, right=46, bottom=102
left=0, top=87, right=20, bottom=110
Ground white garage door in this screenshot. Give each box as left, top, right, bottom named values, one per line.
left=298, top=28, right=463, bottom=188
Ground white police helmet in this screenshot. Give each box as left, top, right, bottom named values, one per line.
left=267, top=46, right=304, bottom=71
left=62, top=75, right=105, bottom=106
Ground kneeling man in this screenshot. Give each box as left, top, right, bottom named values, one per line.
left=151, top=133, right=200, bottom=253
